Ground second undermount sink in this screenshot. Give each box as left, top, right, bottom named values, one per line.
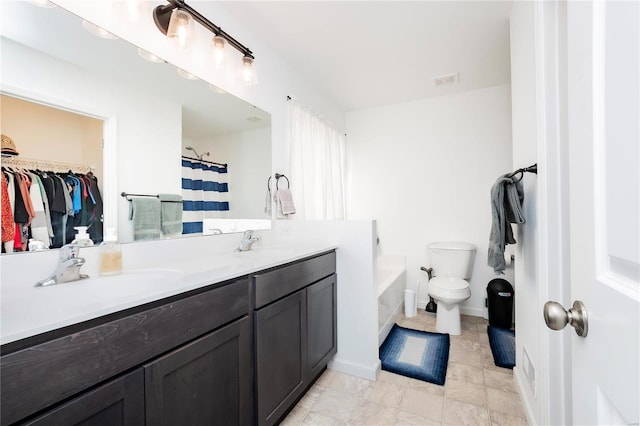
left=236, top=245, right=296, bottom=257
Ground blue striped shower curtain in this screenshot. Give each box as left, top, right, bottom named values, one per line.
left=181, top=159, right=230, bottom=235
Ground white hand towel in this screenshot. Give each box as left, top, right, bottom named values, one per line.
left=276, top=188, right=296, bottom=216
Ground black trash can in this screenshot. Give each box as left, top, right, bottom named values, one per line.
left=487, top=278, right=514, bottom=328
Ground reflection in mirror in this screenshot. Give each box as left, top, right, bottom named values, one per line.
left=0, top=0, right=272, bottom=254
left=1, top=94, right=105, bottom=253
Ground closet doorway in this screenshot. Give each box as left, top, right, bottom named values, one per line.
left=1, top=94, right=105, bottom=252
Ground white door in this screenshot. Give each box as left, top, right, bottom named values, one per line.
left=561, top=1, right=640, bottom=424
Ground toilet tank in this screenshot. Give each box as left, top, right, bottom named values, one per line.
left=427, top=242, right=477, bottom=279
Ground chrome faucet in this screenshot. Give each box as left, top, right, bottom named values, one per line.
left=36, top=244, right=89, bottom=287
left=237, top=230, right=260, bottom=252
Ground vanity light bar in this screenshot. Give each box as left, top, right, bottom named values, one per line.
left=153, top=0, right=255, bottom=60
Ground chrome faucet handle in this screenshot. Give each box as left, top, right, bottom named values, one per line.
left=59, top=243, right=81, bottom=261
left=35, top=244, right=88, bottom=287
left=237, top=230, right=259, bottom=251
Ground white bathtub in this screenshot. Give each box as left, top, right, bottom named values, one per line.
left=377, top=255, right=406, bottom=346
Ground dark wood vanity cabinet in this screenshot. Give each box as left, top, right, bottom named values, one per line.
left=254, top=252, right=337, bottom=426
left=1, top=277, right=251, bottom=426
left=1, top=250, right=337, bottom=426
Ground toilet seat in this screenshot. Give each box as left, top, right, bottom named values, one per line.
left=428, top=276, right=470, bottom=293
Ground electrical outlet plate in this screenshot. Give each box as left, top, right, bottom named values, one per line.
left=523, top=347, right=535, bottom=393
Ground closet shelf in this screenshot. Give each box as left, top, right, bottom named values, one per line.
left=1, top=156, right=94, bottom=174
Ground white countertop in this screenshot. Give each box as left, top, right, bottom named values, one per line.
left=1, top=242, right=336, bottom=345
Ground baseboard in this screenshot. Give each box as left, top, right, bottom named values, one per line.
left=513, top=366, right=536, bottom=425
left=416, top=302, right=486, bottom=319
left=460, top=306, right=486, bottom=318
left=328, top=357, right=380, bottom=381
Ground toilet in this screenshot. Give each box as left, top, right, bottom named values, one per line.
left=427, top=242, right=477, bottom=335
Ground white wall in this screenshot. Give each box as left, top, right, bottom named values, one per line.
left=1, top=94, right=104, bottom=187
left=187, top=127, right=272, bottom=219
left=510, top=2, right=543, bottom=424
left=346, top=85, right=515, bottom=317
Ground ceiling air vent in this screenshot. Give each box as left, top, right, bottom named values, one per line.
left=433, top=72, right=459, bottom=86
left=245, top=116, right=263, bottom=122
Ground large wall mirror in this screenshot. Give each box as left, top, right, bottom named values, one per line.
left=0, top=1, right=272, bottom=254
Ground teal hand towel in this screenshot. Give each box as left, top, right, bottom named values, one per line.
left=159, top=193, right=183, bottom=238
left=130, top=198, right=161, bottom=241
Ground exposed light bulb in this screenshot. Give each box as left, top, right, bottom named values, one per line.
left=137, top=48, right=165, bottom=63
left=82, top=20, right=119, bottom=40
left=212, top=35, right=227, bottom=67
left=177, top=68, right=199, bottom=80
left=241, top=56, right=257, bottom=86
left=167, top=9, right=193, bottom=48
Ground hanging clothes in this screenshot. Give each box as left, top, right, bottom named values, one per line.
left=0, top=167, right=103, bottom=250
left=82, top=173, right=103, bottom=243
left=27, top=172, right=50, bottom=248
left=1, top=173, right=15, bottom=244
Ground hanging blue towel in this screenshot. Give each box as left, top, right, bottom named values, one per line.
left=159, top=193, right=183, bottom=238
left=488, top=173, right=525, bottom=274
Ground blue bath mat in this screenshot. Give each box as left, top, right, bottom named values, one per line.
left=487, top=325, right=515, bottom=369
left=379, top=324, right=450, bottom=385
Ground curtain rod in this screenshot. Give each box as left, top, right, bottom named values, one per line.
left=120, top=192, right=182, bottom=202
left=181, top=155, right=227, bottom=168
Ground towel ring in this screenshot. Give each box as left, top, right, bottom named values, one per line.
left=267, top=176, right=273, bottom=191
left=275, top=173, right=290, bottom=190
left=509, top=171, right=524, bottom=183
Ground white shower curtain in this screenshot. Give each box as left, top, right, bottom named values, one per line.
left=288, top=100, right=346, bottom=220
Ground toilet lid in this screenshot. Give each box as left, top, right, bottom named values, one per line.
left=429, top=276, right=470, bottom=291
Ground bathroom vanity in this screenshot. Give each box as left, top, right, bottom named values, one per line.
left=0, top=248, right=336, bottom=426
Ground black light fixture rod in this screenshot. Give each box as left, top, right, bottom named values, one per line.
left=169, top=0, right=254, bottom=59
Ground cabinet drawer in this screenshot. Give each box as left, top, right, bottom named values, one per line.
left=1, top=278, right=249, bottom=426
left=22, top=369, right=144, bottom=426
left=253, top=251, right=336, bottom=309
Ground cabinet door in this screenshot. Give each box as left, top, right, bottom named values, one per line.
left=23, top=369, right=144, bottom=426
left=307, top=274, right=337, bottom=380
left=255, top=290, right=307, bottom=426
left=145, top=316, right=252, bottom=426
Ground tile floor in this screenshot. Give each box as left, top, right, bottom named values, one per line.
left=282, top=311, right=528, bottom=425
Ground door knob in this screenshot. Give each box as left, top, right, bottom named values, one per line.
left=543, top=300, right=588, bottom=337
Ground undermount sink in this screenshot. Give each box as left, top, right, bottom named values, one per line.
left=2, top=268, right=187, bottom=341
left=92, top=268, right=184, bottom=284
left=237, top=245, right=295, bottom=257
left=81, top=268, right=185, bottom=294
